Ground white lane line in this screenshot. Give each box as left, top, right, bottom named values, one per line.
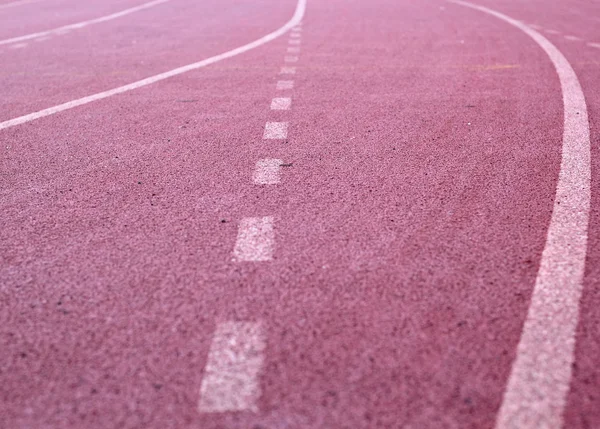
left=280, top=66, right=296, bottom=74
left=233, top=217, right=275, bottom=262
left=564, top=35, right=582, bottom=41
left=9, top=43, right=27, bottom=49
left=290, top=32, right=301, bottom=38
left=0, top=0, right=41, bottom=9
left=0, top=0, right=308, bottom=130
left=289, top=39, right=301, bottom=45
left=276, top=80, right=294, bottom=90
left=253, top=159, right=283, bottom=185
left=449, top=2, right=591, bottom=429
left=198, top=321, right=265, bottom=412
left=287, top=46, right=301, bottom=53
left=544, top=29, right=561, bottom=35
left=263, top=122, right=288, bottom=139
left=0, top=0, right=169, bottom=46
left=34, top=36, right=50, bottom=42
left=528, top=23, right=543, bottom=30
left=586, top=42, right=600, bottom=49
left=284, top=56, right=299, bottom=62
left=270, top=97, right=291, bottom=110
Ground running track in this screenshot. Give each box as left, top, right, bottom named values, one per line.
left=1, top=0, right=599, bottom=427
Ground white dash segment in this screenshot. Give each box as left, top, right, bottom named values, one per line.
left=270, top=97, right=291, bottom=110
left=253, top=159, right=283, bottom=185
left=287, top=46, right=301, bottom=53
left=288, top=39, right=301, bottom=45
left=9, top=43, right=27, bottom=49
left=586, top=42, right=600, bottom=49
left=233, top=217, right=275, bottom=261
left=276, top=80, right=294, bottom=90
left=564, top=35, right=582, bottom=41
left=198, top=321, right=266, bottom=413
left=280, top=66, right=296, bottom=74
left=284, top=56, right=299, bottom=62
left=544, top=29, right=561, bottom=35
left=290, top=32, right=301, bottom=38
left=263, top=122, right=288, bottom=139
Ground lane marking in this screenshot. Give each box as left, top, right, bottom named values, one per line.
left=544, top=29, right=561, bottom=35
left=263, top=122, right=288, bottom=139
left=586, top=42, right=600, bottom=49
left=270, top=97, right=291, bottom=110
left=0, top=0, right=169, bottom=46
left=0, top=0, right=307, bottom=130
left=0, top=0, right=41, bottom=9
left=198, top=321, right=265, bottom=412
left=528, top=23, right=543, bottom=30
left=34, top=36, right=50, bottom=42
left=253, top=159, right=283, bottom=185
left=284, top=55, right=299, bottom=62
left=564, top=35, right=582, bottom=41
left=233, top=217, right=275, bottom=262
left=288, top=39, right=301, bottom=45
left=276, top=80, right=294, bottom=90
left=287, top=46, right=301, bottom=53
left=290, top=32, right=301, bottom=38
left=449, top=2, right=591, bottom=429
left=280, top=66, right=296, bottom=74
left=9, top=42, right=27, bottom=49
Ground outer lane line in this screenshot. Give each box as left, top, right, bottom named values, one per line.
left=0, top=0, right=307, bottom=131
left=449, top=2, right=591, bottom=428
left=0, top=0, right=169, bottom=46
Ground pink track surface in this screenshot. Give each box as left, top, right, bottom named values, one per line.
left=1, top=0, right=599, bottom=427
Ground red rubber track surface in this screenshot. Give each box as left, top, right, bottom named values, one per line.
left=1, top=0, right=598, bottom=427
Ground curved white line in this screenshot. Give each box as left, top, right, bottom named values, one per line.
left=0, top=0, right=306, bottom=131
left=448, top=2, right=591, bottom=428
left=0, top=0, right=169, bottom=46
left=0, top=0, right=41, bottom=10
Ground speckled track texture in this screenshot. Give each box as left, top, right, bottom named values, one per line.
left=1, top=0, right=600, bottom=428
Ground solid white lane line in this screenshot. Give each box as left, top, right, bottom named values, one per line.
left=198, top=321, right=265, bottom=412
left=287, top=46, right=301, bottom=53
left=34, top=36, right=50, bottom=42
left=270, top=97, right=291, bottom=110
left=253, top=159, right=283, bottom=185
left=0, top=0, right=308, bottom=131
left=564, top=35, right=582, bottom=41
left=0, top=0, right=169, bottom=46
left=233, top=217, right=275, bottom=262
left=449, top=2, right=591, bottom=429
left=276, top=80, right=294, bottom=90
left=280, top=66, right=296, bottom=74
left=586, top=42, right=600, bottom=49
left=284, top=56, right=299, bottom=62
left=263, top=122, right=288, bottom=139
left=0, top=0, right=41, bottom=9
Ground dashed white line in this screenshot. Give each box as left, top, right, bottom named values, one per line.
left=270, top=97, right=291, bottom=110
left=287, top=46, right=301, bottom=53
left=253, top=159, right=283, bottom=185
left=587, top=42, right=600, bottom=49
left=449, top=2, right=591, bottom=429
left=290, top=32, right=301, bottom=38
left=263, top=122, right=288, bottom=139
left=0, top=0, right=307, bottom=130
left=544, top=29, right=561, bottom=35
left=233, top=217, right=275, bottom=262
left=198, top=321, right=266, bottom=412
left=9, top=43, right=27, bottom=49
left=289, top=39, right=301, bottom=45
left=0, top=0, right=169, bottom=47
left=284, top=56, right=299, bottom=62
left=564, top=35, right=582, bottom=41
left=276, top=80, right=294, bottom=90
left=280, top=66, right=296, bottom=74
